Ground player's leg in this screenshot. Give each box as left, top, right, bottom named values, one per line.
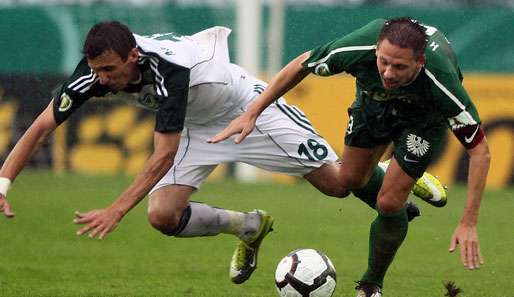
left=147, top=126, right=274, bottom=284
left=338, top=145, right=390, bottom=208
left=356, top=124, right=447, bottom=295
left=378, top=159, right=447, bottom=207
left=148, top=184, right=273, bottom=285
left=249, top=97, right=416, bottom=219
left=305, top=160, right=421, bottom=222
left=302, top=161, right=350, bottom=198
left=356, top=158, right=413, bottom=294
left=147, top=184, right=193, bottom=235
left=337, top=107, right=401, bottom=213
left=148, top=184, right=267, bottom=240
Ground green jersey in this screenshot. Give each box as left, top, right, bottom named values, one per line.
left=303, top=19, right=483, bottom=148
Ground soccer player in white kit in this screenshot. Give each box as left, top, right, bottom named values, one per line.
left=0, top=21, right=445, bottom=285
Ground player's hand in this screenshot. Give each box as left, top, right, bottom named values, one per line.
left=0, top=194, right=15, bottom=218
left=207, top=112, right=257, bottom=144
left=449, top=223, right=484, bottom=269
left=73, top=207, right=123, bottom=240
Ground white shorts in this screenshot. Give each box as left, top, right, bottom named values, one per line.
left=150, top=98, right=337, bottom=192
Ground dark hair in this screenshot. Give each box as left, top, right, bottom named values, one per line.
left=82, top=21, right=136, bottom=61
left=378, top=17, right=428, bottom=58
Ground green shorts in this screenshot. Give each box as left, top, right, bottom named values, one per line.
left=344, top=98, right=447, bottom=179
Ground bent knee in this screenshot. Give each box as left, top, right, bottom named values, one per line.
left=340, top=174, right=368, bottom=190
left=321, top=185, right=351, bottom=198
left=376, top=194, right=405, bottom=214
left=147, top=209, right=182, bottom=235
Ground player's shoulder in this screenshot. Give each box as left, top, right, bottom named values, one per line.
left=336, top=18, right=385, bottom=46
left=355, top=19, right=385, bottom=38
left=63, top=57, right=99, bottom=94
left=69, top=57, right=93, bottom=79
left=424, top=30, right=460, bottom=77
left=366, top=18, right=387, bottom=30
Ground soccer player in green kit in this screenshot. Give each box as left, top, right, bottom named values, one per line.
left=210, top=17, right=490, bottom=296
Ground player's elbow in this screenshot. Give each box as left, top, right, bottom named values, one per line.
left=146, top=151, right=174, bottom=175
left=468, top=138, right=491, bottom=166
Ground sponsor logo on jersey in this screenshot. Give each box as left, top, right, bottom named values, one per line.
left=406, top=133, right=430, bottom=157
left=58, top=93, right=73, bottom=112
left=314, top=63, right=331, bottom=76
left=366, top=90, right=420, bottom=104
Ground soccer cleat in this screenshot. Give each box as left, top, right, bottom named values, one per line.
left=379, top=159, right=447, bottom=208
left=355, top=281, right=382, bottom=297
left=406, top=201, right=420, bottom=222
left=412, top=172, right=447, bottom=207
left=229, top=209, right=274, bottom=284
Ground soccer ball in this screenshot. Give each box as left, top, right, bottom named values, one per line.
left=274, top=249, right=337, bottom=297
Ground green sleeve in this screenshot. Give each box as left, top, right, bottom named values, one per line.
left=427, top=68, right=481, bottom=131
left=302, top=19, right=384, bottom=76
left=419, top=23, right=481, bottom=131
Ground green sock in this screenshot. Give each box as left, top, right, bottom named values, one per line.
left=361, top=207, right=409, bottom=288
left=352, top=166, right=384, bottom=210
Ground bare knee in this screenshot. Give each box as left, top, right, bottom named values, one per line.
left=147, top=185, right=193, bottom=235
left=147, top=208, right=182, bottom=235
left=305, top=164, right=356, bottom=198
left=318, top=183, right=351, bottom=198
left=376, top=193, right=405, bottom=214
left=340, top=171, right=369, bottom=190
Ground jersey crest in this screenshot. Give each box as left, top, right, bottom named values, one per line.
left=58, top=92, right=73, bottom=112
left=406, top=133, right=430, bottom=157
left=314, top=63, right=331, bottom=76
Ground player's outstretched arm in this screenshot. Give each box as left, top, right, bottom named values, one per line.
left=208, top=52, right=311, bottom=144
left=207, top=110, right=258, bottom=144
left=449, top=138, right=490, bottom=269
left=0, top=101, right=59, bottom=218
left=74, top=131, right=180, bottom=239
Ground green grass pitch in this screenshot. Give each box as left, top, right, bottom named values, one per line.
left=0, top=171, right=512, bottom=297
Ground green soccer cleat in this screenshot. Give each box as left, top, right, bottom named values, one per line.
left=412, top=172, right=447, bottom=207
left=229, top=209, right=274, bottom=284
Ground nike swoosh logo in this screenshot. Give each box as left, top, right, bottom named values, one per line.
left=249, top=255, right=256, bottom=268
left=403, top=155, right=420, bottom=163
left=464, top=126, right=479, bottom=143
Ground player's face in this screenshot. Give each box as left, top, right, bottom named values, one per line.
left=376, top=38, right=425, bottom=89
left=88, top=48, right=140, bottom=91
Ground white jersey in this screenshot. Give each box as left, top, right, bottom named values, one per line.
left=50, top=26, right=338, bottom=190
left=53, top=26, right=254, bottom=131
left=134, top=27, right=254, bottom=126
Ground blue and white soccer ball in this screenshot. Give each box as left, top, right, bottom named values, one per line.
left=274, top=249, right=337, bottom=297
